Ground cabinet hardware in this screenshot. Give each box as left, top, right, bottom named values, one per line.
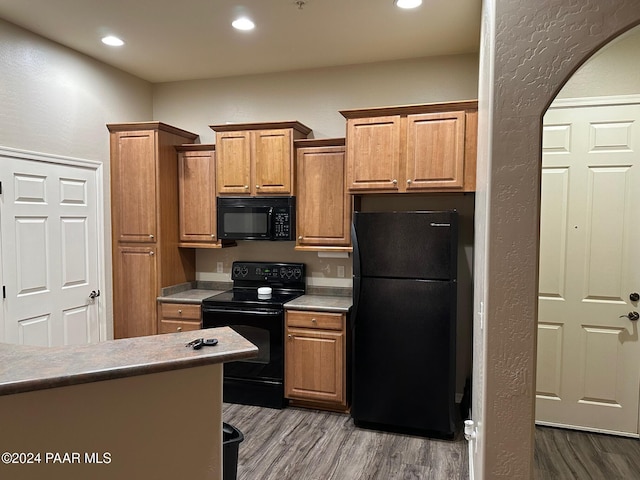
left=407, top=179, right=412, bottom=185
left=392, top=179, right=398, bottom=185
left=298, top=236, right=303, bottom=240
left=311, top=318, right=317, bottom=323
left=149, top=234, right=154, bottom=239
left=256, top=185, right=260, bottom=189
left=288, top=334, right=292, bottom=339
left=244, top=185, right=249, bottom=189
left=178, top=309, right=182, bottom=314
left=177, top=327, right=182, bottom=332
left=211, top=234, right=216, bottom=238
left=149, top=251, right=155, bottom=256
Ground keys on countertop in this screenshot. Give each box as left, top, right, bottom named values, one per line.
left=185, top=338, right=219, bottom=350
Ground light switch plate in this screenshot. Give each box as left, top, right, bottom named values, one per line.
left=216, top=262, right=223, bottom=273
left=337, top=265, right=345, bottom=278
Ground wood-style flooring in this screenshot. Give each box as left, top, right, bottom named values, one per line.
left=223, top=403, right=640, bottom=480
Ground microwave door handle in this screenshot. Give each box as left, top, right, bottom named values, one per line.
left=267, top=207, right=273, bottom=237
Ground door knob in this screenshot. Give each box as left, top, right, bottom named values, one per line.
left=89, top=290, right=101, bottom=299
left=630, top=293, right=640, bottom=302
left=620, top=311, right=640, bottom=321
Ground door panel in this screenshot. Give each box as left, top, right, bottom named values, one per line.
left=537, top=102, right=640, bottom=436
left=1, top=155, right=101, bottom=346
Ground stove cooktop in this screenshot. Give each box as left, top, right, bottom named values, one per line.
left=202, top=261, right=306, bottom=309
left=202, top=288, right=303, bottom=309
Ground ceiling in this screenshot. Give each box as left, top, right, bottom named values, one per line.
left=0, top=0, right=481, bottom=83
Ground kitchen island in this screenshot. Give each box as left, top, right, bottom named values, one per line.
left=0, top=327, right=257, bottom=480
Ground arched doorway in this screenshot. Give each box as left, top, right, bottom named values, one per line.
left=476, top=2, right=640, bottom=479
left=536, top=26, right=640, bottom=436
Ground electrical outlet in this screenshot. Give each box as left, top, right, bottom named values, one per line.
left=216, top=262, right=224, bottom=273
left=337, top=265, right=345, bottom=278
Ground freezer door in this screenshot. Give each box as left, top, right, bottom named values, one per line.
left=351, top=277, right=456, bottom=436
left=352, top=211, right=457, bottom=280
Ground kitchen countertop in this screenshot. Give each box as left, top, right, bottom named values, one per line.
left=157, top=288, right=224, bottom=304
left=284, top=294, right=352, bottom=313
left=0, top=326, right=257, bottom=397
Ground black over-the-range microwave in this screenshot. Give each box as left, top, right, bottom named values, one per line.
left=216, top=196, right=296, bottom=241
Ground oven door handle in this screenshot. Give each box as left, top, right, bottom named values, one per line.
left=202, top=307, right=282, bottom=316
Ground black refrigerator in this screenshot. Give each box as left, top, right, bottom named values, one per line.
left=351, top=210, right=458, bottom=438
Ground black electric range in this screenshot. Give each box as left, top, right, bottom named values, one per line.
left=201, top=261, right=305, bottom=408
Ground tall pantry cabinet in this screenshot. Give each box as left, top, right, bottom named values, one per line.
left=108, top=122, right=198, bottom=338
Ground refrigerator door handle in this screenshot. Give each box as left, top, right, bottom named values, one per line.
left=351, top=221, right=361, bottom=278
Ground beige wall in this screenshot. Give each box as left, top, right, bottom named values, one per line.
left=153, top=54, right=479, bottom=144
left=0, top=19, right=153, bottom=339
left=558, top=26, right=640, bottom=99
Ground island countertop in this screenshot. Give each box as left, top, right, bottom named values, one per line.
left=0, top=326, right=257, bottom=397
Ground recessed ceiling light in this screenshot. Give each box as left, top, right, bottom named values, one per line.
left=394, top=0, right=422, bottom=9
left=101, top=35, right=124, bottom=47
left=232, top=17, right=255, bottom=31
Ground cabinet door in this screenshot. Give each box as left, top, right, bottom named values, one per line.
left=114, top=246, right=157, bottom=339
left=254, top=129, right=293, bottom=194
left=296, top=145, right=350, bottom=248
left=178, top=150, right=217, bottom=244
left=112, top=130, right=158, bottom=242
left=346, top=116, right=401, bottom=192
left=285, top=327, right=345, bottom=404
left=216, top=131, right=252, bottom=195
left=406, top=111, right=466, bottom=190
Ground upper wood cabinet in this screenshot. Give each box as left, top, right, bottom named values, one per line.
left=108, top=122, right=198, bottom=339
left=294, top=138, right=351, bottom=252
left=210, top=121, right=312, bottom=196
left=340, top=101, right=478, bottom=193
left=176, top=144, right=229, bottom=248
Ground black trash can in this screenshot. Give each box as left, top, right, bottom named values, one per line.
left=223, top=422, right=244, bottom=480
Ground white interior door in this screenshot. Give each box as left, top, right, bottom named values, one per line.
left=536, top=98, right=640, bottom=436
left=0, top=148, right=103, bottom=346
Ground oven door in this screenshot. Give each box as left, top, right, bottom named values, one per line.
left=201, top=304, right=286, bottom=408
left=216, top=204, right=273, bottom=241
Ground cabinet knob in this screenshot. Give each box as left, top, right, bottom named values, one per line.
left=178, top=309, right=182, bottom=314
left=298, top=236, right=303, bottom=240
left=392, top=179, right=398, bottom=185
left=244, top=185, right=249, bottom=189
left=149, top=251, right=155, bottom=256
left=288, top=334, right=292, bottom=339
left=406, top=179, right=412, bottom=185
left=311, top=318, right=317, bottom=323
left=256, top=185, right=260, bottom=189
left=149, top=234, right=154, bottom=240
left=211, top=234, right=216, bottom=239
left=177, top=327, right=182, bottom=332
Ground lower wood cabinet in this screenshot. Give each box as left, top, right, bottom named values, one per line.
left=157, top=302, right=201, bottom=334
left=285, top=310, right=347, bottom=411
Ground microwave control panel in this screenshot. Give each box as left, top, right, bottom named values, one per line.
left=273, top=208, right=292, bottom=239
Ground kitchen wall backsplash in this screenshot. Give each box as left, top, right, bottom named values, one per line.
left=196, top=242, right=352, bottom=289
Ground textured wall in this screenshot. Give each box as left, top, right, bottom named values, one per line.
left=476, top=1, right=640, bottom=479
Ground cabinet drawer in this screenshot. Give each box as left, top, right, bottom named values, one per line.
left=158, top=319, right=201, bottom=334
left=159, top=303, right=201, bottom=321
left=286, top=310, right=344, bottom=331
